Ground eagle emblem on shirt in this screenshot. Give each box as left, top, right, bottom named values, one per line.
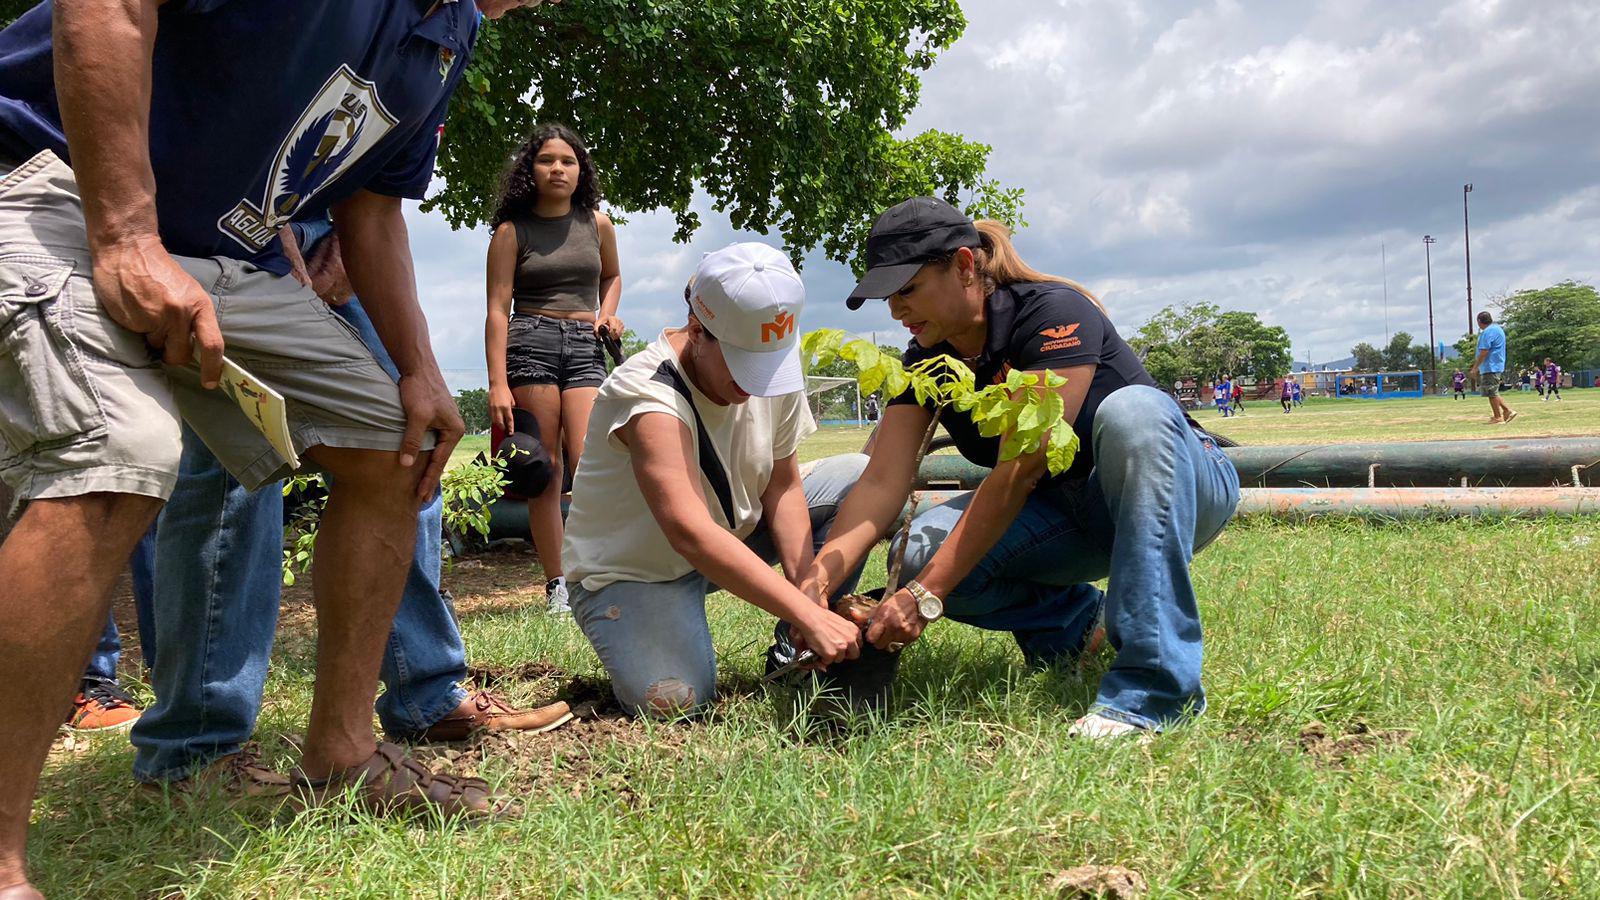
left=219, top=65, right=399, bottom=252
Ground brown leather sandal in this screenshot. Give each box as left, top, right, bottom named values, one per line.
left=291, top=742, right=516, bottom=822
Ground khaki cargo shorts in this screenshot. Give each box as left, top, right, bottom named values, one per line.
left=0, top=150, right=429, bottom=506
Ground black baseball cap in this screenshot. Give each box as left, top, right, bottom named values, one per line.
left=496, top=408, right=555, bottom=499
left=847, top=197, right=980, bottom=309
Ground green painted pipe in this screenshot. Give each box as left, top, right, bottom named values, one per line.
left=914, top=438, right=1600, bottom=489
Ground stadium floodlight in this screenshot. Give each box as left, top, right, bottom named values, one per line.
left=1423, top=235, right=1437, bottom=384
left=1463, top=184, right=1475, bottom=333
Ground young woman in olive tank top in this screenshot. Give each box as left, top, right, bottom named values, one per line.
left=485, top=124, right=623, bottom=614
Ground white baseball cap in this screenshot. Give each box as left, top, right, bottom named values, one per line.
left=688, top=242, right=805, bottom=397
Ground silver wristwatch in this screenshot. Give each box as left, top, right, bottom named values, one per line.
left=906, top=580, right=944, bottom=623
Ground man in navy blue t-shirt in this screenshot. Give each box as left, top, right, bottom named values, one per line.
left=0, top=2, right=559, bottom=893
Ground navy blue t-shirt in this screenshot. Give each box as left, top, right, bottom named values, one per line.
left=0, top=0, right=477, bottom=275
left=889, top=281, right=1175, bottom=483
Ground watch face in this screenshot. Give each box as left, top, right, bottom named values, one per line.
left=918, top=595, right=943, bottom=621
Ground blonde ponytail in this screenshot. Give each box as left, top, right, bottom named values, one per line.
left=971, top=220, right=1106, bottom=314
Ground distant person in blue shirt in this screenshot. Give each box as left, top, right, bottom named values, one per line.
left=0, top=1, right=562, bottom=892
left=1472, top=311, right=1517, bottom=424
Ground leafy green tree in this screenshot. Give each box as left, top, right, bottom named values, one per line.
left=455, top=388, right=490, bottom=434
left=1382, top=332, right=1414, bottom=371
left=0, top=2, right=1018, bottom=269
left=1497, top=281, right=1600, bottom=369
left=1131, top=303, right=1290, bottom=383
left=1130, top=303, right=1218, bottom=386
left=1350, top=342, right=1385, bottom=372
left=429, top=1, right=1020, bottom=267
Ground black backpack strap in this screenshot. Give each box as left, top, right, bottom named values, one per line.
left=651, top=361, right=737, bottom=525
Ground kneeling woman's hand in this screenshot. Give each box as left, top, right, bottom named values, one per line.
left=865, top=589, right=927, bottom=651
left=793, top=607, right=863, bottom=667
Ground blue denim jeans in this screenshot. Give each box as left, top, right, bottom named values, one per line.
left=572, top=453, right=868, bottom=716
left=128, top=295, right=468, bottom=780
left=899, top=386, right=1240, bottom=730
left=82, top=530, right=158, bottom=685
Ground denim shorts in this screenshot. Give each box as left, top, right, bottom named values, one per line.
left=506, top=314, right=607, bottom=390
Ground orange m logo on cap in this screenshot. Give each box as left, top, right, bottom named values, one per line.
left=761, top=311, right=796, bottom=343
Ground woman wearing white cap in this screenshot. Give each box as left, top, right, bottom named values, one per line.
left=561, top=243, right=867, bottom=718
left=802, top=198, right=1240, bottom=739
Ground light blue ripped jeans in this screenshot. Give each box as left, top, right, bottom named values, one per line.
left=572, top=453, right=868, bottom=717
left=898, top=385, right=1240, bottom=730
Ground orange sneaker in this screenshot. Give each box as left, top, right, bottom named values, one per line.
left=65, top=680, right=143, bottom=732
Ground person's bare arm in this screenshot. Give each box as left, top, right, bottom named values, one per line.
left=279, top=225, right=311, bottom=287
left=593, top=212, right=623, bottom=337
left=53, top=0, right=223, bottom=387
left=330, top=189, right=462, bottom=498
left=865, top=365, right=1095, bottom=650
left=621, top=412, right=861, bottom=665
left=799, top=402, right=930, bottom=602
left=759, top=452, right=813, bottom=587
left=484, top=222, right=519, bottom=435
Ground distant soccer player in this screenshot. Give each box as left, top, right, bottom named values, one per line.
left=1534, top=367, right=1546, bottom=398
left=1280, top=376, right=1293, bottom=413
left=1291, top=380, right=1303, bottom=407
left=1543, top=358, right=1562, bottom=402
left=1214, top=380, right=1232, bottom=417
left=1472, top=311, right=1517, bottom=424
left=1452, top=370, right=1467, bottom=399
left=1231, top=378, right=1246, bottom=413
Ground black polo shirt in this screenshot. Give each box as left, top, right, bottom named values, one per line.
left=889, top=280, right=1170, bottom=482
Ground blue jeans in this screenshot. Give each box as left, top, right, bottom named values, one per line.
left=572, top=453, right=868, bottom=716
left=899, top=386, right=1240, bottom=730
left=129, top=295, right=468, bottom=780
left=82, top=531, right=158, bottom=685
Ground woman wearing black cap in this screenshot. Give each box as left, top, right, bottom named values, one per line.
left=803, top=197, right=1240, bottom=739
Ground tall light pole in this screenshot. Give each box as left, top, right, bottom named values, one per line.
left=1463, top=183, right=1475, bottom=334
left=1381, top=242, right=1390, bottom=346
left=1423, top=235, right=1437, bottom=386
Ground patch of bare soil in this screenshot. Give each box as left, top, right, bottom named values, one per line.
left=1051, top=865, right=1147, bottom=898
left=1297, top=719, right=1414, bottom=766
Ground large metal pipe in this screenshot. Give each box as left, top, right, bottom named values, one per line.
left=903, top=487, right=1600, bottom=521
left=914, top=438, right=1600, bottom=489
left=1235, top=487, right=1600, bottom=518
left=465, top=442, right=1600, bottom=548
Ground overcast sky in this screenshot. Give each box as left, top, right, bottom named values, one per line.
left=408, top=0, right=1600, bottom=388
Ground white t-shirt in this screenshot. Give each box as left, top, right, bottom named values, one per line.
left=563, top=331, right=817, bottom=591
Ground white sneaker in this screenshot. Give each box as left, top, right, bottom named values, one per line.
left=1069, top=712, right=1153, bottom=743
left=546, top=577, right=572, bottom=616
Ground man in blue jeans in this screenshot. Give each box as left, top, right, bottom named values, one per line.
left=130, top=220, right=571, bottom=793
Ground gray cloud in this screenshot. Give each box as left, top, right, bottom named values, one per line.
left=408, top=0, right=1600, bottom=381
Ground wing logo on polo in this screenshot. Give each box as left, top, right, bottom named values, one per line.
left=1039, top=322, right=1082, bottom=352
left=761, top=311, right=796, bottom=343
left=219, top=65, right=400, bottom=253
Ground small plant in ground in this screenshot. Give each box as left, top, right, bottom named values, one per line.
left=280, top=456, right=511, bottom=585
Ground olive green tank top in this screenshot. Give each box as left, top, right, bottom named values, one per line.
left=511, top=208, right=601, bottom=316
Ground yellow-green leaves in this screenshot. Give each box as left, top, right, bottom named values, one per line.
left=805, top=329, right=1079, bottom=476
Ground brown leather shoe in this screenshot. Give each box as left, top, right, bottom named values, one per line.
left=291, top=741, right=516, bottom=822
left=416, top=691, right=573, bottom=743
left=0, top=881, right=46, bottom=900
left=141, top=743, right=292, bottom=802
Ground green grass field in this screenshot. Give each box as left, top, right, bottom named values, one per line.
left=31, top=393, right=1600, bottom=897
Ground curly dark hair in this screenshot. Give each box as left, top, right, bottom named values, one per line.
left=491, top=123, right=602, bottom=227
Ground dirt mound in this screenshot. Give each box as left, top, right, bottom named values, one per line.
left=1297, top=719, right=1414, bottom=765
left=1051, top=865, right=1147, bottom=898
